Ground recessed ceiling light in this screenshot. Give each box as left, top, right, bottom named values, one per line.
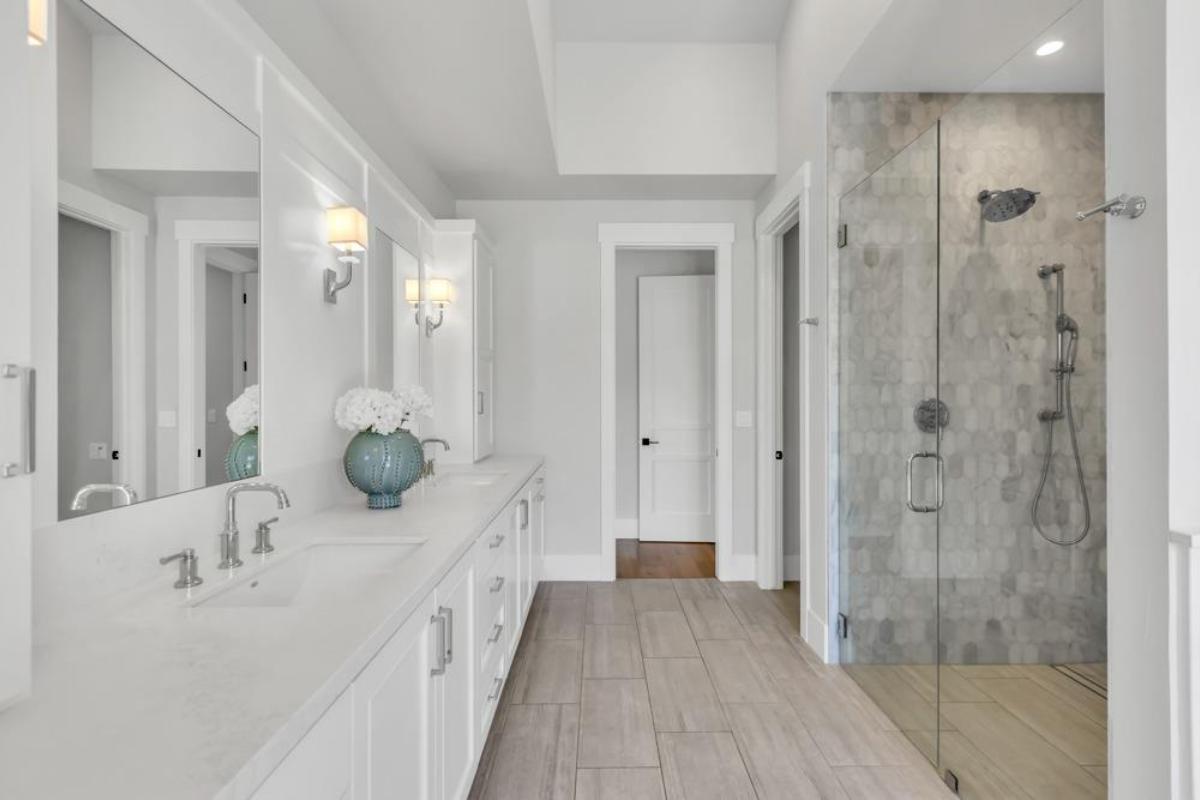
left=1036, top=40, right=1065, bottom=57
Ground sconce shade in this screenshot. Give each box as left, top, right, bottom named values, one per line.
left=28, top=0, right=48, bottom=45
left=325, top=206, right=368, bottom=252
left=404, top=278, right=421, bottom=305
left=427, top=278, right=452, bottom=305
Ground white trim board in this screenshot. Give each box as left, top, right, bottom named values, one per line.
left=598, top=222, right=736, bottom=582
left=754, top=163, right=825, bottom=658
left=49, top=182, right=150, bottom=527
left=174, top=220, right=260, bottom=492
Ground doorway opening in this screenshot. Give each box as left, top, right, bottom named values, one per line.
left=614, top=249, right=715, bottom=579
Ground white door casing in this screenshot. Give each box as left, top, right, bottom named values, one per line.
left=637, top=275, right=716, bottom=542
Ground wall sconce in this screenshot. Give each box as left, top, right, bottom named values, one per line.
left=28, top=0, right=48, bottom=46
left=324, top=205, right=368, bottom=304
left=403, top=277, right=452, bottom=337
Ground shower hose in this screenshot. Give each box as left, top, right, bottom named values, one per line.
left=1031, top=364, right=1091, bottom=546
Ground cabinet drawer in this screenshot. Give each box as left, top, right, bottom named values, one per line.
left=477, top=599, right=507, bottom=674
left=476, top=643, right=507, bottom=741
left=476, top=541, right=509, bottom=629
left=474, top=515, right=511, bottom=577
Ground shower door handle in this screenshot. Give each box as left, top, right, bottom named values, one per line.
left=906, top=452, right=943, bottom=513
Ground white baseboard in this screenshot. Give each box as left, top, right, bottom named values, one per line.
left=614, top=517, right=638, bottom=540
left=542, top=554, right=613, bottom=582
left=719, top=553, right=757, bottom=582
left=804, top=609, right=833, bottom=663
left=784, top=555, right=802, bottom=581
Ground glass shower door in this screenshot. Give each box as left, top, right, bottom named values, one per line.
left=838, top=122, right=943, bottom=762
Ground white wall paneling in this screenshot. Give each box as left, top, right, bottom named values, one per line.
left=599, top=223, right=737, bottom=581
left=1170, top=530, right=1200, bottom=798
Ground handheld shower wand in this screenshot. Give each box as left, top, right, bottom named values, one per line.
left=1031, top=265, right=1090, bottom=546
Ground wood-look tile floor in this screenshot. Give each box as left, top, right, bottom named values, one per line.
left=468, top=580, right=955, bottom=800
left=615, top=540, right=716, bottom=579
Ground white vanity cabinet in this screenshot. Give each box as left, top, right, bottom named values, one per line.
left=431, top=220, right=495, bottom=464
left=247, top=469, right=545, bottom=800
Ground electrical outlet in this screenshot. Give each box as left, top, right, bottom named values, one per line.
left=206, top=408, right=217, bottom=424
left=88, top=442, right=110, bottom=461
left=158, top=410, right=177, bottom=428
left=735, top=410, right=754, bottom=429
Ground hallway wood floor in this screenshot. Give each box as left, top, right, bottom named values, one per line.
left=467, top=580, right=955, bottom=799
left=615, top=540, right=716, bottom=579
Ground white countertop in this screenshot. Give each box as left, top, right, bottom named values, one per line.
left=0, top=456, right=542, bottom=800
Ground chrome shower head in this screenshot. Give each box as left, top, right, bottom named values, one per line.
left=978, top=188, right=1039, bottom=222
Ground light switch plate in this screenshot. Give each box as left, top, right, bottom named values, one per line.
left=158, top=410, right=177, bottom=428
left=206, top=408, right=217, bottom=424
left=735, top=411, right=754, bottom=428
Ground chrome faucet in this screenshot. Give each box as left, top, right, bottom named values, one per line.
left=220, top=482, right=290, bottom=569
left=420, top=438, right=450, bottom=481
left=70, top=483, right=138, bottom=511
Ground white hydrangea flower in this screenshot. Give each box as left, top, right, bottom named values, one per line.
left=335, top=386, right=432, bottom=435
left=226, top=384, right=260, bottom=436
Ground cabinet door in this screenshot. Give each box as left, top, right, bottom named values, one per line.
left=352, top=594, right=436, bottom=800
left=531, top=474, right=545, bottom=593
left=434, top=552, right=476, bottom=800
left=253, top=691, right=353, bottom=800
left=473, top=241, right=495, bottom=460
left=517, top=494, right=532, bottom=619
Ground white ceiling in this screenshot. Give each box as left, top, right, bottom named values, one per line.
left=834, top=0, right=1101, bottom=93
left=553, top=0, right=793, bottom=43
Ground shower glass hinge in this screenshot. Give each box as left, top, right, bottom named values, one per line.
left=943, top=769, right=960, bottom=795
left=837, top=223, right=848, bottom=249
left=836, top=613, right=849, bottom=639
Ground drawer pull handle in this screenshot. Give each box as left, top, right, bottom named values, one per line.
left=489, top=534, right=505, bottom=549
left=487, top=623, right=504, bottom=644
left=490, top=576, right=505, bottom=593
left=487, top=676, right=503, bottom=701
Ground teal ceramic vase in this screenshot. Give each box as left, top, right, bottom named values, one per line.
left=225, top=430, right=259, bottom=480
left=343, top=429, right=424, bottom=509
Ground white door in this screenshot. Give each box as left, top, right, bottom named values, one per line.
left=637, top=275, right=715, bottom=542
left=0, top=0, right=34, bottom=709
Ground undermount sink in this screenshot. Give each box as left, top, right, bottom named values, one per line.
left=435, top=471, right=506, bottom=488
left=190, top=537, right=426, bottom=608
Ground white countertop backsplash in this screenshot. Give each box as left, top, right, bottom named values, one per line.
left=0, top=456, right=543, bottom=800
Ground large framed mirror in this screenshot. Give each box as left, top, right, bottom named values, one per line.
left=367, top=228, right=422, bottom=417
left=53, top=0, right=260, bottom=520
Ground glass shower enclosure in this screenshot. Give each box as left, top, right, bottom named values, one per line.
left=836, top=91, right=1108, bottom=799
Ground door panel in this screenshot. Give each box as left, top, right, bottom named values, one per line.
left=637, top=275, right=715, bottom=542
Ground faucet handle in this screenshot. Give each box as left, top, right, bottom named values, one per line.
left=159, top=548, right=203, bottom=589
left=252, top=517, right=278, bottom=555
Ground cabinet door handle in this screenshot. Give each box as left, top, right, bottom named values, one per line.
left=430, top=612, right=447, bottom=676
left=441, top=605, right=454, bottom=665
left=477, top=391, right=485, bottom=416
left=487, top=676, right=503, bottom=702
left=1, top=364, right=35, bottom=477
left=490, top=575, right=505, bottom=593
left=489, top=533, right=505, bottom=549
left=520, top=498, right=530, bottom=530
left=487, top=623, right=504, bottom=644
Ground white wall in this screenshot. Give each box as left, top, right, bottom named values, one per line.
left=766, top=0, right=893, bottom=657
left=614, top=249, right=714, bottom=526
left=25, top=0, right=445, bottom=629
left=456, top=201, right=757, bottom=572
left=555, top=43, right=777, bottom=176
